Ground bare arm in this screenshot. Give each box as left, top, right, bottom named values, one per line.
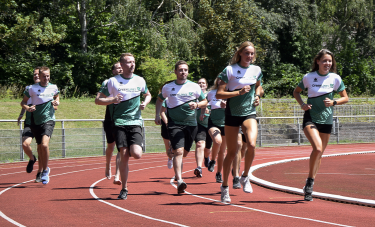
left=154, top=97, right=163, bottom=125
left=140, top=90, right=152, bottom=110
left=216, top=80, right=251, bottom=99
left=20, top=95, right=35, bottom=112
left=17, top=108, right=26, bottom=125
left=293, top=86, right=312, bottom=111
left=95, top=92, right=122, bottom=105
left=323, top=89, right=349, bottom=107
left=160, top=106, right=168, bottom=125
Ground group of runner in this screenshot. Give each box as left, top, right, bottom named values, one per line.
left=19, top=41, right=348, bottom=202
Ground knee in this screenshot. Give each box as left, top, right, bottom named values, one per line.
left=174, top=148, right=184, bottom=156
left=196, top=141, right=205, bottom=148
left=213, top=137, right=222, bottom=146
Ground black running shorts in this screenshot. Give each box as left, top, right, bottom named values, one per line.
left=303, top=111, right=332, bottom=134
left=114, top=125, right=143, bottom=149
left=225, top=114, right=256, bottom=127
left=103, top=120, right=115, bottom=144
left=22, top=124, right=34, bottom=139
left=30, top=120, right=55, bottom=145
left=168, top=122, right=197, bottom=152
left=195, top=124, right=207, bottom=143
left=161, top=120, right=169, bottom=140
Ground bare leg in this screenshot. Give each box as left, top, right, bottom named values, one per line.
left=217, top=136, right=226, bottom=173
left=39, top=135, right=50, bottom=171
left=232, top=134, right=243, bottom=178
left=195, top=140, right=205, bottom=168
left=241, top=119, right=258, bottom=177
left=303, top=126, right=331, bottom=179
left=105, top=141, right=116, bottom=179
left=173, top=147, right=185, bottom=181
left=22, top=137, right=34, bottom=160
left=222, top=126, right=240, bottom=187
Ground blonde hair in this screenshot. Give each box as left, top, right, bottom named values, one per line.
left=209, top=76, right=221, bottom=91
left=230, top=41, right=256, bottom=65
left=311, top=49, right=337, bottom=73
left=39, top=66, right=50, bottom=75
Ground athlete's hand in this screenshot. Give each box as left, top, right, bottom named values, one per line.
left=154, top=115, right=161, bottom=125
left=324, top=97, right=333, bottom=107
left=253, top=96, right=260, bottom=106
left=52, top=100, right=59, bottom=106
left=113, top=94, right=123, bottom=103
left=27, top=105, right=36, bottom=112
left=301, top=103, right=312, bottom=111
left=140, top=101, right=146, bottom=110
left=220, top=100, right=226, bottom=108
left=239, top=85, right=251, bottom=95
left=199, top=114, right=205, bottom=121
left=189, top=102, right=197, bottom=110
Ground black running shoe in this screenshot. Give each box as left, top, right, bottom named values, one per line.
left=208, top=160, right=216, bottom=172
left=177, top=181, right=187, bottom=194
left=204, top=156, right=210, bottom=168
left=304, top=193, right=313, bottom=201
left=35, top=172, right=42, bottom=183
left=118, top=189, right=128, bottom=200
left=194, top=167, right=202, bottom=178
left=303, top=178, right=314, bottom=194
left=233, top=176, right=241, bottom=189
left=26, top=155, right=36, bottom=173
left=215, top=172, right=223, bottom=183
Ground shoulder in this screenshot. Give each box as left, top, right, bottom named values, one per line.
left=329, top=72, right=342, bottom=79
left=101, top=79, right=109, bottom=86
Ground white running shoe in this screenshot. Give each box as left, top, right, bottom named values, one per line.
left=220, top=186, right=231, bottom=203
left=167, top=158, right=173, bottom=169
left=240, top=175, right=253, bottom=193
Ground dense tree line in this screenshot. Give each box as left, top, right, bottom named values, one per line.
left=1, top=0, right=375, bottom=98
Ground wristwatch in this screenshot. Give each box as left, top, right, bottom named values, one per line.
left=333, top=100, right=337, bottom=106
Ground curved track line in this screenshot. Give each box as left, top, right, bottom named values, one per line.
left=89, top=165, right=188, bottom=227
left=168, top=172, right=352, bottom=227
left=0, top=167, right=104, bottom=226
left=249, top=151, right=375, bottom=207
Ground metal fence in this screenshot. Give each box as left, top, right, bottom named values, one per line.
left=1, top=116, right=375, bottom=163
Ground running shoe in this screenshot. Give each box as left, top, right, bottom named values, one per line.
left=240, top=175, right=253, bottom=193
left=35, top=172, right=42, bottom=183
left=167, top=158, right=173, bottom=169
left=204, top=156, right=210, bottom=168
left=194, top=167, right=202, bottom=178
left=41, top=167, right=50, bottom=185
left=303, top=178, right=314, bottom=194
left=220, top=186, right=231, bottom=203
left=118, top=189, right=128, bottom=200
left=26, top=155, right=36, bottom=173
left=303, top=178, right=314, bottom=201
left=208, top=160, right=216, bottom=172
left=233, top=176, right=241, bottom=189
left=177, top=181, right=187, bottom=194
left=215, top=172, right=223, bottom=183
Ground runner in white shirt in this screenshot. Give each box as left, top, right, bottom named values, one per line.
left=18, top=67, right=43, bottom=181
left=96, top=53, right=152, bottom=200
left=21, top=66, right=60, bottom=185
left=95, top=62, right=122, bottom=185
left=155, top=60, right=207, bottom=194
left=216, top=41, right=263, bottom=203
left=293, top=49, right=348, bottom=201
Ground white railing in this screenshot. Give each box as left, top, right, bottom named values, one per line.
left=1, top=115, right=375, bottom=162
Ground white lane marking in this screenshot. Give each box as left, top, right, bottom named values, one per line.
left=249, top=151, right=375, bottom=207
left=169, top=172, right=353, bottom=227
left=89, top=165, right=190, bottom=227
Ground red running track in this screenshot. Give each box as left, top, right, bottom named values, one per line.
left=0, top=143, right=374, bottom=226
